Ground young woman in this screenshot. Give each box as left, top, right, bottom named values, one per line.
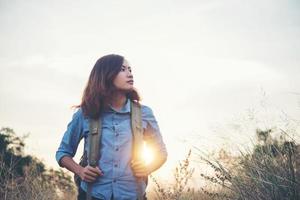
left=55, top=54, right=167, bottom=200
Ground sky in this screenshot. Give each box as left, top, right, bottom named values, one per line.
left=0, top=0, right=300, bottom=181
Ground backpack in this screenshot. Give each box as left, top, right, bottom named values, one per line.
left=74, top=101, right=146, bottom=200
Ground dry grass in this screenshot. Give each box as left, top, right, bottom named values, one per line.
left=0, top=158, right=76, bottom=200
left=150, top=150, right=211, bottom=200
left=0, top=127, right=76, bottom=200
left=149, top=128, right=299, bottom=200
left=198, top=128, right=300, bottom=200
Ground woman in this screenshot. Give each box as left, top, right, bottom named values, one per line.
left=55, top=54, right=167, bottom=200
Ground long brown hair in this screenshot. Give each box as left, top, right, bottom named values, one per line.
left=79, top=54, right=140, bottom=119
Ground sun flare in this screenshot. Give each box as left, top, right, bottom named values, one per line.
left=142, top=142, right=154, bottom=165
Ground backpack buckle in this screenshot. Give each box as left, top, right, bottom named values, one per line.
left=91, top=127, right=98, bottom=135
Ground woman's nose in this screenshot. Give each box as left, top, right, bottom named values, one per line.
left=127, top=70, right=133, bottom=77
left=127, top=73, right=133, bottom=79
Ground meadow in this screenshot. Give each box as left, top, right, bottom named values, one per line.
left=1, top=122, right=299, bottom=200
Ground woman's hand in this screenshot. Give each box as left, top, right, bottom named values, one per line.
left=131, top=160, right=150, bottom=177
left=79, top=165, right=104, bottom=182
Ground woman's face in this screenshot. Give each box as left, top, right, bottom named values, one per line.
left=113, top=59, right=134, bottom=91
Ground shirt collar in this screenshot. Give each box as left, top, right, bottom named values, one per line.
left=108, top=98, right=131, bottom=114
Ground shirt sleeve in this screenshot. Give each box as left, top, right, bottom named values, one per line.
left=55, top=109, right=84, bottom=167
left=142, top=105, right=168, bottom=159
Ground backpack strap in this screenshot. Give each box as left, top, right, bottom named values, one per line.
left=130, top=101, right=143, bottom=161
left=88, top=118, right=102, bottom=167
left=86, top=117, right=102, bottom=200
left=130, top=101, right=146, bottom=200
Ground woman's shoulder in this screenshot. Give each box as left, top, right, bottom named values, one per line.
left=71, top=107, right=85, bottom=120
left=140, top=103, right=155, bottom=119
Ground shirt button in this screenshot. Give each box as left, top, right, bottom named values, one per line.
left=116, top=133, right=119, bottom=136
left=113, top=179, right=117, bottom=183
left=114, top=164, right=118, bottom=167
left=115, top=148, right=119, bottom=151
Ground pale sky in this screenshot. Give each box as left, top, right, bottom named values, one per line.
left=0, top=0, right=300, bottom=181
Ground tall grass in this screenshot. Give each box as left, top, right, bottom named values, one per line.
left=150, top=150, right=212, bottom=200
left=199, top=128, right=300, bottom=200
left=150, top=128, right=299, bottom=200
left=0, top=127, right=76, bottom=200
left=0, top=154, right=76, bottom=200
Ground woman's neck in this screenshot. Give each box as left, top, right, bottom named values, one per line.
left=109, top=91, right=127, bottom=111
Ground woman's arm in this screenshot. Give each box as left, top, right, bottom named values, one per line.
left=60, top=156, right=103, bottom=182
left=131, top=105, right=168, bottom=177
left=55, top=109, right=103, bottom=182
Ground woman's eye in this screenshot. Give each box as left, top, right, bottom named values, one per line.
left=120, top=66, right=132, bottom=73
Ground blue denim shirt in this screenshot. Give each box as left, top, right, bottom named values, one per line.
left=55, top=99, right=167, bottom=199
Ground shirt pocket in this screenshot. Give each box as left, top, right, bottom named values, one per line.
left=116, top=118, right=133, bottom=145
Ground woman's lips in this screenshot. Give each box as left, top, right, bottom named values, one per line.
left=127, top=80, right=134, bottom=84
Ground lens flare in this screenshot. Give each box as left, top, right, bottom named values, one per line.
left=142, top=142, right=153, bottom=165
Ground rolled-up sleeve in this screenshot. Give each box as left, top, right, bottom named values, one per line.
left=55, top=109, right=84, bottom=167
left=142, top=105, right=167, bottom=159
